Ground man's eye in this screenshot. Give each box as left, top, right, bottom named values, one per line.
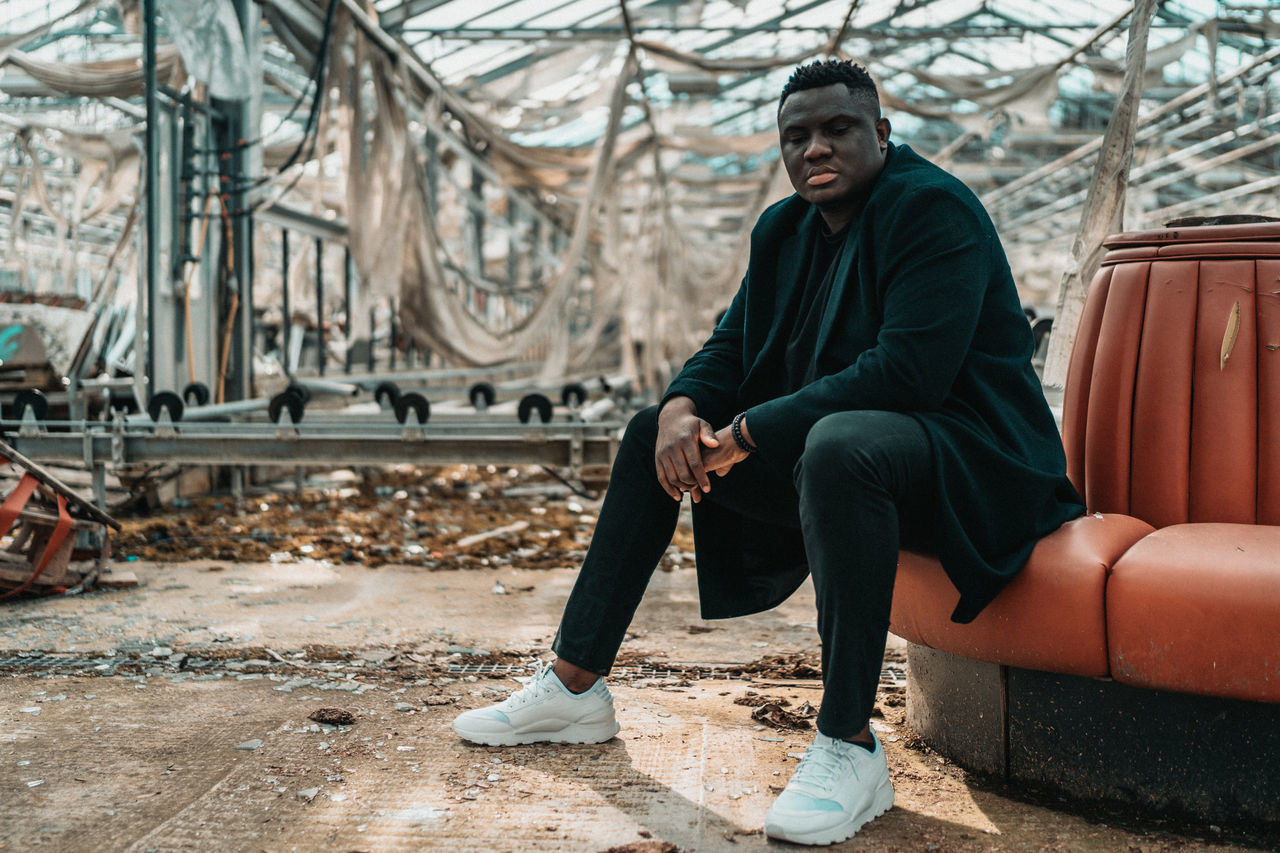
left=829, top=125, right=850, bottom=135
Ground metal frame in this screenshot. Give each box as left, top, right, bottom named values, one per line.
left=4, top=413, right=621, bottom=508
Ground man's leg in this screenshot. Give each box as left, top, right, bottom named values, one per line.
left=549, top=404, right=684, bottom=677
left=454, top=403, right=802, bottom=746
left=765, top=410, right=934, bottom=845
left=553, top=405, right=801, bottom=678
left=454, top=405, right=678, bottom=745
left=794, top=409, right=935, bottom=738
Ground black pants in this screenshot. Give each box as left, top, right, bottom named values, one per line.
left=551, top=405, right=936, bottom=739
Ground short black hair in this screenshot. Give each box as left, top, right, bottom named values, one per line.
left=778, top=59, right=879, bottom=115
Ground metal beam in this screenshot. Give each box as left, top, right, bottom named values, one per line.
left=416, top=0, right=589, bottom=88
left=3, top=422, right=619, bottom=469
left=256, top=202, right=348, bottom=243
left=378, top=0, right=457, bottom=33
left=405, top=22, right=1194, bottom=41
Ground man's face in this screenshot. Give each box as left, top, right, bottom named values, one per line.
left=778, top=83, right=890, bottom=216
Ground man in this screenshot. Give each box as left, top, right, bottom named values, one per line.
left=453, top=59, right=1084, bottom=846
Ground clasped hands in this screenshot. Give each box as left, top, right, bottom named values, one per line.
left=655, top=398, right=753, bottom=503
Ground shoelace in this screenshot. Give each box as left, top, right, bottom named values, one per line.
left=501, top=660, right=556, bottom=709
left=791, top=738, right=858, bottom=790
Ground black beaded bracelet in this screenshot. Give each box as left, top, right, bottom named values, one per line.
left=731, top=412, right=757, bottom=453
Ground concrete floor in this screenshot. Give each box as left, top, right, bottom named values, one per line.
left=1, top=558, right=1273, bottom=852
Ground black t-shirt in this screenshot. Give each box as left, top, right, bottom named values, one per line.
left=783, top=223, right=849, bottom=392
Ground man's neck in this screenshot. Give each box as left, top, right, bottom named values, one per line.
left=818, top=200, right=863, bottom=234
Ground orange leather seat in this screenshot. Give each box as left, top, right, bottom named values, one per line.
left=891, top=513, right=1152, bottom=677
left=1107, top=523, right=1280, bottom=703
left=1063, top=223, right=1280, bottom=526
left=892, top=221, right=1280, bottom=704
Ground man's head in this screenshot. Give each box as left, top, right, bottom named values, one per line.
left=777, top=60, right=890, bottom=231
left=778, top=59, right=880, bottom=117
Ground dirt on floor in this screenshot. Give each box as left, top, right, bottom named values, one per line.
left=112, top=464, right=694, bottom=571
left=1, top=465, right=1277, bottom=852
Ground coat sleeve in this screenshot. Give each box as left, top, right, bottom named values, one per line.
left=744, top=187, right=991, bottom=469
left=659, top=276, right=747, bottom=425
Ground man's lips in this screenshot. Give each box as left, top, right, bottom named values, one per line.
left=806, top=171, right=837, bottom=186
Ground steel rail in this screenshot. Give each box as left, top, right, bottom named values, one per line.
left=1, top=419, right=622, bottom=470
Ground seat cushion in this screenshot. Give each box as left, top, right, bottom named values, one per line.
left=1108, top=523, right=1280, bottom=703
left=891, top=513, right=1153, bottom=677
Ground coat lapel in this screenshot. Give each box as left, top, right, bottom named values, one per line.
left=742, top=206, right=815, bottom=391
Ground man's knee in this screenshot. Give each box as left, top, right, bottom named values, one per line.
left=797, top=410, right=884, bottom=472
left=794, top=410, right=922, bottom=490
left=622, top=405, right=661, bottom=451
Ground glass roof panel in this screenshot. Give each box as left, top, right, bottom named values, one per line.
left=0, top=0, right=1275, bottom=318
left=0, top=0, right=84, bottom=27
left=524, top=0, right=619, bottom=30
left=405, top=0, right=513, bottom=28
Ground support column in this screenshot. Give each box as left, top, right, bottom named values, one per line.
left=314, top=237, right=325, bottom=376
left=168, top=95, right=184, bottom=388
left=281, top=228, right=291, bottom=374
left=389, top=297, right=397, bottom=370
left=464, top=165, right=484, bottom=330
left=143, top=0, right=160, bottom=403
left=344, top=247, right=355, bottom=373
left=218, top=0, right=261, bottom=402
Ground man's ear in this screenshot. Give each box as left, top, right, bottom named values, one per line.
left=876, top=117, right=891, bottom=150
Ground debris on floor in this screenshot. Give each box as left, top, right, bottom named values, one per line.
left=726, top=652, right=823, bottom=680
left=749, top=699, right=818, bottom=730
left=309, top=707, right=357, bottom=726
left=112, top=465, right=692, bottom=571
left=1, top=463, right=1276, bottom=852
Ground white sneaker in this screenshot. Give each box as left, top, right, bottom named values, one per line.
left=764, top=730, right=894, bottom=845
left=451, top=660, right=620, bottom=746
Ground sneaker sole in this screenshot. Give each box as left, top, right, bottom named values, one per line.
left=764, top=776, right=894, bottom=846
left=452, top=718, right=620, bottom=747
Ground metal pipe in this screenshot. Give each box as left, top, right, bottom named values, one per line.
left=389, top=297, right=397, bottom=370
left=578, top=398, right=616, bottom=423
left=315, top=237, right=325, bottom=376
left=296, top=378, right=361, bottom=398
left=281, top=227, right=291, bottom=374
left=143, top=0, right=159, bottom=403
left=5, top=423, right=621, bottom=469
left=124, top=397, right=273, bottom=422
left=77, top=377, right=140, bottom=392
left=328, top=365, right=542, bottom=387
left=344, top=247, right=354, bottom=374
left=169, top=93, right=183, bottom=385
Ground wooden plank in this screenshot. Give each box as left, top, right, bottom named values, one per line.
left=97, top=570, right=138, bottom=587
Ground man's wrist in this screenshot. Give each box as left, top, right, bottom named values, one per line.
left=731, top=412, right=757, bottom=453
left=659, top=395, right=698, bottom=420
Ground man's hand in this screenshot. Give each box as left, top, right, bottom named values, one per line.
left=695, top=423, right=751, bottom=491
left=656, top=397, right=719, bottom=501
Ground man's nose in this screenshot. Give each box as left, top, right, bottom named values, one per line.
left=805, top=135, right=831, bottom=159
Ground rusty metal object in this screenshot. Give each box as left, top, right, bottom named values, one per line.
left=0, top=439, right=122, bottom=599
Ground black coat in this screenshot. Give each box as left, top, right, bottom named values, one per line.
left=663, top=143, right=1084, bottom=623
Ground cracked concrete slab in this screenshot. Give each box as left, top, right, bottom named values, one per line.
left=1, top=559, right=1274, bottom=852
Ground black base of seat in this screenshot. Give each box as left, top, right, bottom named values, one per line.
left=905, top=643, right=1280, bottom=826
